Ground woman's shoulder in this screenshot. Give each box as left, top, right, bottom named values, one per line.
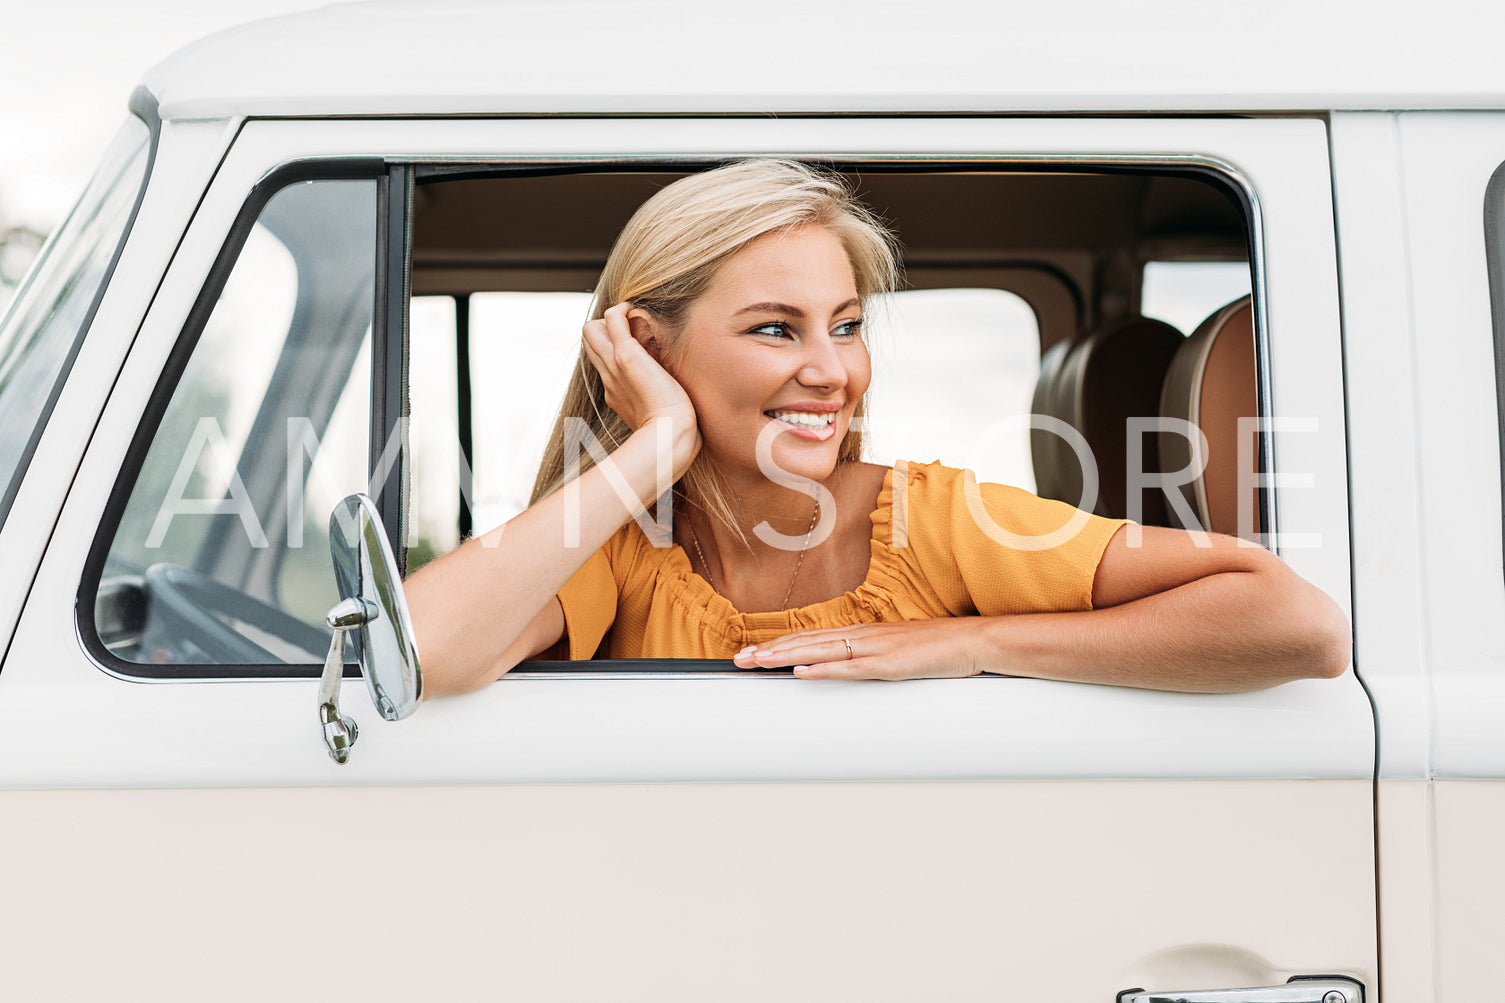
left=889, top=458, right=976, bottom=501
left=841, top=458, right=1075, bottom=549
left=884, top=458, right=1092, bottom=538
left=892, top=458, right=1036, bottom=498
left=835, top=458, right=974, bottom=500
left=834, top=460, right=892, bottom=500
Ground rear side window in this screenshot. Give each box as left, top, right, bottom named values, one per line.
left=1485, top=161, right=1505, bottom=575
left=1141, top=261, right=1252, bottom=333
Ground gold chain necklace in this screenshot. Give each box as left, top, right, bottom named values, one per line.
left=689, top=500, right=821, bottom=611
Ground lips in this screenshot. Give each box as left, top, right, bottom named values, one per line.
left=763, top=405, right=840, bottom=441
left=765, top=400, right=841, bottom=414
left=764, top=409, right=838, bottom=429
left=763, top=400, right=840, bottom=422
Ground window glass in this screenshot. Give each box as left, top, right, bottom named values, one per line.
left=98, top=178, right=376, bottom=668
left=1485, top=160, right=1505, bottom=577
left=0, top=116, right=151, bottom=528
left=1141, top=261, right=1252, bottom=334
left=406, top=288, right=1041, bottom=554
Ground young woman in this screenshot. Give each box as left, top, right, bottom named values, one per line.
left=405, top=160, right=1351, bottom=697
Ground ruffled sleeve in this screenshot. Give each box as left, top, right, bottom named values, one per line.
left=555, top=520, right=668, bottom=660
left=554, top=546, right=617, bottom=660
left=895, top=461, right=1127, bottom=615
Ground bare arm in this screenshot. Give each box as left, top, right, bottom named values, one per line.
left=735, top=526, right=1352, bottom=692
left=408, top=303, right=698, bottom=697
left=406, top=422, right=694, bottom=696
left=998, top=524, right=1351, bottom=690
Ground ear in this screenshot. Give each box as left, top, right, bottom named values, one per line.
left=625, top=307, right=666, bottom=360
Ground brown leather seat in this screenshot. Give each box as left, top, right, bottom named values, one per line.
left=1029, top=339, right=1073, bottom=503
left=1052, top=316, right=1184, bottom=522
left=1157, top=295, right=1262, bottom=541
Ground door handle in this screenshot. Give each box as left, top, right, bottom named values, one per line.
left=1118, top=975, right=1363, bottom=1003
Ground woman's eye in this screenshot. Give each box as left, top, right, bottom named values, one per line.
left=751, top=322, right=793, bottom=339
left=834, top=319, right=864, bottom=339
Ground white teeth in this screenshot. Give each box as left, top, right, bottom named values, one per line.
left=767, top=410, right=836, bottom=429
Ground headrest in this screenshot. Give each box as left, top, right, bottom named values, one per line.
left=1029, top=339, right=1073, bottom=503
left=1158, top=295, right=1261, bottom=541
left=1053, top=316, right=1184, bottom=521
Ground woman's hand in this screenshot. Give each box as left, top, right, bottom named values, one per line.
left=729, top=526, right=1352, bottom=691
left=582, top=302, right=698, bottom=437
left=732, top=620, right=988, bottom=680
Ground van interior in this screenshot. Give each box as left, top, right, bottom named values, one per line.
left=406, top=165, right=1258, bottom=563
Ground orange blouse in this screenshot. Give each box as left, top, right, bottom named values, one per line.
left=553, top=459, right=1128, bottom=660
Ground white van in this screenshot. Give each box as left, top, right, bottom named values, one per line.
left=1, top=2, right=1502, bottom=1000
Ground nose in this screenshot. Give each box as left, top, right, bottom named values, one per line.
left=796, top=330, right=849, bottom=391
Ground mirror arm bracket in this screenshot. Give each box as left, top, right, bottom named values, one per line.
left=318, top=596, right=377, bottom=764
left=318, top=492, right=423, bottom=765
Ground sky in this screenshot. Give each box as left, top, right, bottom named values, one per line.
left=0, top=1, right=327, bottom=238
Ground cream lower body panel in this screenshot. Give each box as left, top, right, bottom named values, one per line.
left=0, top=779, right=1375, bottom=1002
left=1380, top=779, right=1505, bottom=1003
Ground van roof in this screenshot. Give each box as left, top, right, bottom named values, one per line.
left=142, top=0, right=1503, bottom=120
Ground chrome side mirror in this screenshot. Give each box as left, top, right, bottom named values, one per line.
left=318, top=493, right=423, bottom=764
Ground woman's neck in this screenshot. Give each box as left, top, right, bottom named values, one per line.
left=677, top=461, right=868, bottom=612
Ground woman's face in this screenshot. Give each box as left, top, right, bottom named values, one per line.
left=664, top=224, right=870, bottom=487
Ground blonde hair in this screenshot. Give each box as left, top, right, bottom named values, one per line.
left=529, top=159, right=901, bottom=544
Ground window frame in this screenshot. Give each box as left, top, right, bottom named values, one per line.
left=75, top=149, right=1274, bottom=683
left=77, top=159, right=391, bottom=681
left=402, top=157, right=1271, bottom=678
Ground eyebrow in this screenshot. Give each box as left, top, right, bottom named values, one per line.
left=733, top=298, right=861, bottom=318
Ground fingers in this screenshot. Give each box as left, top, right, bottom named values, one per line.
left=581, top=322, right=622, bottom=416
left=731, top=636, right=890, bottom=679
left=792, top=657, right=885, bottom=680
left=734, top=625, right=876, bottom=665
left=733, top=632, right=874, bottom=671
left=729, top=620, right=982, bottom=681
left=761, top=636, right=855, bottom=666
left=791, top=652, right=975, bottom=681
left=602, top=301, right=636, bottom=354
left=582, top=303, right=634, bottom=373
left=581, top=319, right=610, bottom=372
left=582, top=302, right=659, bottom=427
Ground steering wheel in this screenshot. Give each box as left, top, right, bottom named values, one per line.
left=140, top=563, right=332, bottom=666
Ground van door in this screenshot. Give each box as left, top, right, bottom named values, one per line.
left=1, top=116, right=1375, bottom=1001
left=1334, top=109, right=1505, bottom=1003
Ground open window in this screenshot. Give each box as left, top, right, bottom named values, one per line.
left=80, top=159, right=1259, bottom=678
left=404, top=164, right=1259, bottom=672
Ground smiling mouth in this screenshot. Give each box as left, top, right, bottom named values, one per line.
left=763, top=409, right=838, bottom=430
